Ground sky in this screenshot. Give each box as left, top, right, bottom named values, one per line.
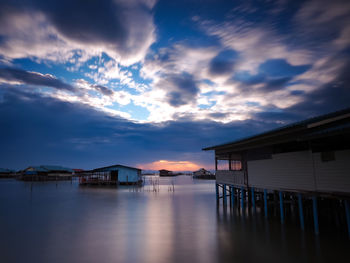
left=0, top=0, right=350, bottom=170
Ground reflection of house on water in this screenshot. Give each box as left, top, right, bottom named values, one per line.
left=204, top=108, right=350, bottom=237
left=79, top=164, right=142, bottom=186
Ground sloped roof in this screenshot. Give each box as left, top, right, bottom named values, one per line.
left=40, top=165, right=73, bottom=172
left=93, top=164, right=141, bottom=172
left=0, top=168, right=14, bottom=173
left=203, top=107, right=350, bottom=151
left=24, top=165, right=73, bottom=172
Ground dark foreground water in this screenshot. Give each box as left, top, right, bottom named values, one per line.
left=0, top=176, right=349, bottom=263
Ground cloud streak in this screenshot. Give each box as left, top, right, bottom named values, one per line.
left=0, top=67, right=75, bottom=91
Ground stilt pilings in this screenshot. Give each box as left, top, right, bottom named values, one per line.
left=264, top=189, right=268, bottom=218
left=216, top=183, right=349, bottom=237
left=279, top=191, right=284, bottom=224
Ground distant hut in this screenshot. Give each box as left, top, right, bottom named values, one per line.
left=72, top=169, right=85, bottom=176
left=193, top=168, right=215, bottom=179
left=0, top=168, right=15, bottom=178
left=159, top=169, right=173, bottom=176
left=89, top=164, right=142, bottom=185
left=20, top=165, right=73, bottom=181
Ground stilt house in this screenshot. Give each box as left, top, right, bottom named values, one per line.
left=203, top=108, right=350, bottom=196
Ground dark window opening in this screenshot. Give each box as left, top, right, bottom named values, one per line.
left=321, top=151, right=335, bottom=162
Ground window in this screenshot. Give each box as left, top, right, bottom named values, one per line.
left=230, top=160, right=242, bottom=170
left=321, top=151, right=335, bottom=162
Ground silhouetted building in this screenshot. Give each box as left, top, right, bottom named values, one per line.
left=204, top=108, right=350, bottom=196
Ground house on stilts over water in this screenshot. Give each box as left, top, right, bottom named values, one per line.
left=203, top=107, right=350, bottom=236
left=79, top=164, right=142, bottom=186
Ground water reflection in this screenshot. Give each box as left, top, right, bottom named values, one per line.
left=0, top=177, right=349, bottom=263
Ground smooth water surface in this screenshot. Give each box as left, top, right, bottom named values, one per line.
left=0, top=176, right=349, bottom=263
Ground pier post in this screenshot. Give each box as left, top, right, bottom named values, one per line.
left=298, top=193, right=305, bottom=231
left=215, top=184, right=219, bottom=202
left=223, top=184, right=227, bottom=206
left=231, top=186, right=235, bottom=208
left=264, top=189, right=268, bottom=218
left=279, top=191, right=284, bottom=224
left=251, top=187, right=256, bottom=212
left=264, top=189, right=267, bottom=218
left=240, top=187, right=244, bottom=211
left=312, top=196, right=319, bottom=235
left=344, top=200, right=350, bottom=239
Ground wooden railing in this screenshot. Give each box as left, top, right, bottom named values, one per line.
left=215, top=170, right=245, bottom=186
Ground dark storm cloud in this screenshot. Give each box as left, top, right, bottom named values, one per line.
left=232, top=58, right=310, bottom=94
left=209, top=50, right=238, bottom=75
left=165, top=73, right=199, bottom=107
left=258, top=59, right=311, bottom=78
left=0, top=0, right=155, bottom=63
left=287, top=61, right=350, bottom=118
left=0, top=67, right=75, bottom=91
left=0, top=87, right=272, bottom=169
left=250, top=60, right=350, bottom=123
left=34, top=0, right=126, bottom=45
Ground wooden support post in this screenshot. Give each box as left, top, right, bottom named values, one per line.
left=231, top=186, right=235, bottom=208
left=344, top=200, right=350, bottom=239
left=215, top=184, right=219, bottom=201
left=279, top=191, right=284, bottom=224
left=264, top=189, right=268, bottom=218
left=223, top=184, right=227, bottom=206
left=251, top=187, right=256, bottom=211
left=312, top=196, right=319, bottom=235
left=215, top=157, right=218, bottom=171
left=241, top=187, right=244, bottom=210
left=298, top=193, right=305, bottom=231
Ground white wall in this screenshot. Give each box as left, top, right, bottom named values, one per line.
left=117, top=167, right=140, bottom=182
left=247, top=150, right=350, bottom=194
left=313, top=150, right=350, bottom=193
left=100, top=166, right=141, bottom=182
left=248, top=151, right=315, bottom=191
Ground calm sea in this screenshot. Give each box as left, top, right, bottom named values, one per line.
left=0, top=176, right=349, bottom=263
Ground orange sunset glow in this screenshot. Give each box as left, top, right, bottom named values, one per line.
left=139, top=160, right=207, bottom=171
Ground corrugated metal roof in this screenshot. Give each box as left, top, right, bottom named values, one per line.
left=24, top=165, right=73, bottom=172
left=93, top=164, right=141, bottom=172
left=28, top=166, right=48, bottom=172
left=40, top=165, right=73, bottom=172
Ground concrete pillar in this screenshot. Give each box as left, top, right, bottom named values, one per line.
left=251, top=187, right=256, bottom=211
left=279, top=191, right=284, bottom=224
left=264, top=189, right=268, bottom=218
left=240, top=187, right=245, bottom=211
left=223, top=184, right=227, bottom=206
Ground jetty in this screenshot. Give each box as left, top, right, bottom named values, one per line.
left=203, top=108, right=350, bottom=236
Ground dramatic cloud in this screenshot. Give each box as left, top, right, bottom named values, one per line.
left=0, top=87, right=274, bottom=169
left=0, top=67, right=75, bottom=91
left=208, top=50, right=237, bottom=76
left=0, top=0, right=349, bottom=168
left=0, top=0, right=156, bottom=65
